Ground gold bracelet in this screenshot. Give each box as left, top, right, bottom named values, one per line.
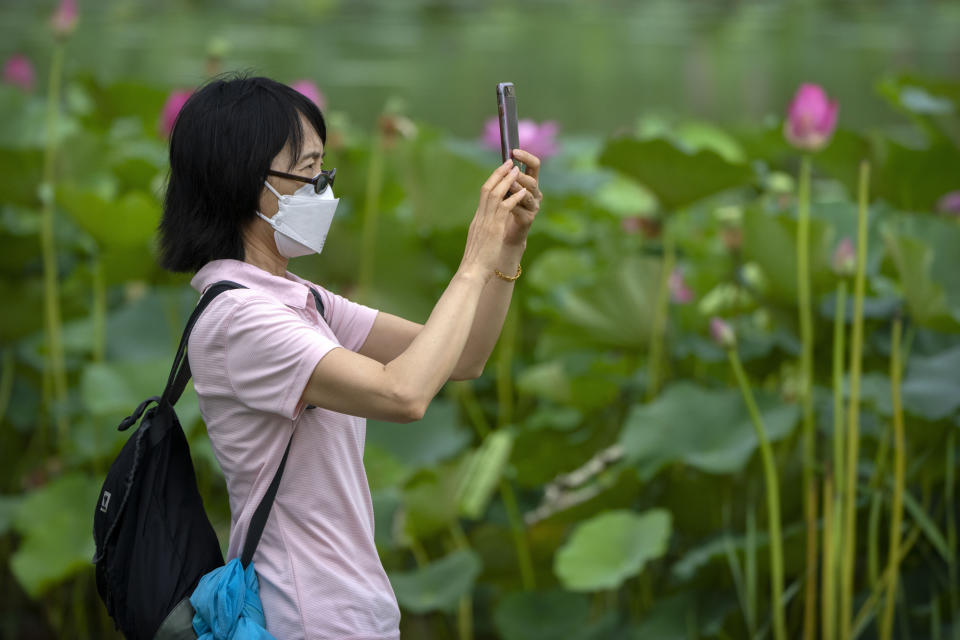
left=494, top=263, right=522, bottom=282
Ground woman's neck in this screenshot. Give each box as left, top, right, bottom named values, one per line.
left=242, top=228, right=289, bottom=278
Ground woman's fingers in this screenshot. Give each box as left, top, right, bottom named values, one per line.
left=500, top=186, right=529, bottom=211
left=512, top=149, right=541, bottom=180
left=489, top=166, right=520, bottom=205
left=509, top=174, right=541, bottom=203
left=510, top=204, right=537, bottom=222
left=480, top=159, right=515, bottom=196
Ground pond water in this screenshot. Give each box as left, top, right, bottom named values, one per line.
left=2, top=0, right=959, bottom=135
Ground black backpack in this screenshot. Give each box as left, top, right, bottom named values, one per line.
left=92, top=280, right=322, bottom=639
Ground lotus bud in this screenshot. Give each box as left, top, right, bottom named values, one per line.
left=2, top=54, right=35, bottom=93
left=936, top=191, right=960, bottom=216
left=784, top=83, right=838, bottom=152
left=832, top=237, right=856, bottom=276
left=669, top=268, right=694, bottom=304
left=50, top=0, right=78, bottom=39
left=710, top=317, right=737, bottom=349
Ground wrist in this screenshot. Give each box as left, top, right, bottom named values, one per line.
left=455, top=264, right=493, bottom=287
left=497, top=240, right=526, bottom=270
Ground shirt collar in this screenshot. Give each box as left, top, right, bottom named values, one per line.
left=190, top=259, right=312, bottom=309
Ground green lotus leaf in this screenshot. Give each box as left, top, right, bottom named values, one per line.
left=399, top=461, right=467, bottom=540
left=598, top=135, right=753, bottom=210
left=873, top=138, right=960, bottom=212
left=456, top=429, right=513, bottom=520
left=0, top=495, right=20, bottom=536
left=493, top=589, right=592, bottom=640
left=388, top=549, right=481, bottom=614
left=901, top=345, right=960, bottom=420
left=554, top=508, right=672, bottom=591
left=367, top=399, right=470, bottom=471
left=595, top=174, right=657, bottom=218
left=10, top=473, right=101, bottom=598
left=742, top=207, right=838, bottom=306
left=882, top=215, right=960, bottom=331
left=56, top=184, right=160, bottom=249
left=396, top=127, right=490, bottom=233
left=619, top=382, right=799, bottom=478
left=543, top=255, right=662, bottom=349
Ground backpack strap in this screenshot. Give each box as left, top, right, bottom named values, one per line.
left=309, top=286, right=326, bottom=320
left=160, top=280, right=247, bottom=407
left=241, top=435, right=293, bottom=567
left=159, top=278, right=323, bottom=567
left=239, top=288, right=325, bottom=563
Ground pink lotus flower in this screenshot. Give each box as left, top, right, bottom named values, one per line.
left=159, top=89, right=192, bottom=138
left=50, top=0, right=78, bottom=39
left=3, top=54, right=35, bottom=93
left=936, top=191, right=960, bottom=215
left=784, top=83, right=838, bottom=152
left=290, top=80, right=326, bottom=110
left=832, top=237, right=856, bottom=276
left=710, top=317, right=736, bottom=349
left=482, top=117, right=558, bottom=159
left=669, top=268, right=694, bottom=304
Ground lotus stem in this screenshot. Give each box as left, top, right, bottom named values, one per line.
left=40, top=42, right=69, bottom=451
left=496, top=305, right=518, bottom=428
left=946, top=432, right=959, bottom=640
left=647, top=232, right=674, bottom=400
left=0, top=349, right=13, bottom=423
left=832, top=281, right=848, bottom=501
left=850, top=524, right=922, bottom=639
left=454, top=382, right=491, bottom=439
left=728, top=348, right=786, bottom=640
left=841, top=160, right=871, bottom=639
left=828, top=279, right=847, bottom=640
left=797, top=153, right=818, bottom=640
left=822, top=470, right=836, bottom=640
left=449, top=523, right=474, bottom=640
left=867, top=423, right=891, bottom=586
left=409, top=537, right=429, bottom=568
left=880, top=316, right=905, bottom=640
left=499, top=478, right=535, bottom=590
left=746, top=502, right=758, bottom=636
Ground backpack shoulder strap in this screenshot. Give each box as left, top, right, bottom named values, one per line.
left=240, top=434, right=293, bottom=567
left=160, top=278, right=312, bottom=566
left=309, top=286, right=326, bottom=320
left=160, top=280, right=247, bottom=407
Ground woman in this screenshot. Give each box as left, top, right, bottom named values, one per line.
left=158, top=75, right=542, bottom=639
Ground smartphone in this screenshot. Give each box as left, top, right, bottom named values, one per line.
left=496, top=82, right=523, bottom=170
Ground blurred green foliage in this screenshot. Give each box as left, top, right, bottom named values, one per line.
left=2, top=6, right=960, bottom=639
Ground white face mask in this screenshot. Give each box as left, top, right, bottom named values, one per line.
left=257, top=177, right=339, bottom=258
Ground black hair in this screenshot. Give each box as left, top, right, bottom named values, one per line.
left=158, top=74, right=326, bottom=272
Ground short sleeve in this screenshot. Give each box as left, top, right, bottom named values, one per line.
left=224, top=295, right=338, bottom=419
left=315, top=287, right=379, bottom=352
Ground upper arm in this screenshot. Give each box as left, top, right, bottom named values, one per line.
left=223, top=295, right=338, bottom=419
left=301, top=347, right=423, bottom=423
left=222, top=294, right=421, bottom=423
left=357, top=311, right=422, bottom=364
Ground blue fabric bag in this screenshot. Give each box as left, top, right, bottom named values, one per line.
left=190, top=558, right=274, bottom=640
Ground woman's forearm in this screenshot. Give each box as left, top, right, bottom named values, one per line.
left=452, top=242, right=525, bottom=379
left=384, top=266, right=490, bottom=412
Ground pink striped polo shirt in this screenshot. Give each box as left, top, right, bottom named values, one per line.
left=188, top=259, right=401, bottom=640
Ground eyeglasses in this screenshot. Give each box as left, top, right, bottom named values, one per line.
left=266, top=167, right=337, bottom=194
